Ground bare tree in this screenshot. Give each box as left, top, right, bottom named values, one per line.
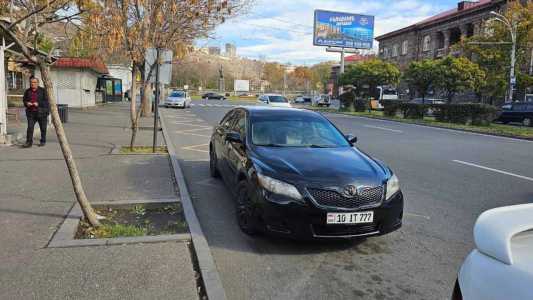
left=0, top=0, right=101, bottom=226
left=84, top=0, right=252, bottom=148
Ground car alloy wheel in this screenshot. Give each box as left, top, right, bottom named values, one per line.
left=209, top=146, right=220, bottom=178
left=236, top=181, right=258, bottom=236
left=523, top=118, right=532, bottom=127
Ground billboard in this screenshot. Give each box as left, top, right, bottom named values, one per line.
left=313, top=10, right=374, bottom=49
left=234, top=80, right=250, bottom=92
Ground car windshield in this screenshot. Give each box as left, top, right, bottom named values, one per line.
left=170, top=91, right=185, bottom=97
left=268, top=96, right=288, bottom=103
left=251, top=116, right=350, bottom=148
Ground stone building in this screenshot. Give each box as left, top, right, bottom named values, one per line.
left=376, top=0, right=507, bottom=70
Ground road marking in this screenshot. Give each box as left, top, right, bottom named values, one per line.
left=405, top=212, right=431, bottom=220
left=453, top=160, right=533, bottom=182
left=173, top=122, right=208, bottom=127
left=178, top=127, right=213, bottom=133
left=363, top=124, right=403, bottom=133
left=177, top=132, right=211, bottom=138
left=182, top=143, right=209, bottom=153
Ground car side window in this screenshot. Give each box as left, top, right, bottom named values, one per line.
left=231, top=110, right=246, bottom=137
left=220, top=111, right=235, bottom=129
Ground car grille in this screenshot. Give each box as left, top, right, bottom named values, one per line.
left=312, top=224, right=379, bottom=237
left=307, top=186, right=383, bottom=209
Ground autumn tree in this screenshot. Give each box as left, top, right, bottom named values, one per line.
left=83, top=0, right=250, bottom=148
left=339, top=59, right=400, bottom=99
left=310, top=61, right=334, bottom=93
left=434, top=56, right=485, bottom=103
left=458, top=1, right=532, bottom=103
left=0, top=0, right=101, bottom=226
left=262, top=62, right=284, bottom=91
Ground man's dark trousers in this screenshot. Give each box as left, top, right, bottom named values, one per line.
left=26, top=110, right=48, bottom=145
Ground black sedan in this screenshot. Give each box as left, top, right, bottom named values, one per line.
left=202, top=92, right=225, bottom=100
left=209, top=107, right=403, bottom=239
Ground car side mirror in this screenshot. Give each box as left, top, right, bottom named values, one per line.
left=225, top=131, right=242, bottom=143
left=346, top=134, right=357, bottom=145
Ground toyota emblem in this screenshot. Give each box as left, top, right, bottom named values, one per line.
left=343, top=185, right=357, bottom=198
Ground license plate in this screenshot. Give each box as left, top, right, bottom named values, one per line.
left=326, top=211, right=374, bottom=224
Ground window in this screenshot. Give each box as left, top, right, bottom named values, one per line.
left=402, top=40, right=408, bottom=55
left=220, top=111, right=235, bottom=128
left=231, top=110, right=246, bottom=136
left=423, top=35, right=431, bottom=52
left=392, top=44, right=399, bottom=57
left=267, top=95, right=288, bottom=103
left=383, top=48, right=389, bottom=58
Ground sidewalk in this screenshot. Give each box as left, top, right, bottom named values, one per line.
left=0, top=103, right=198, bottom=299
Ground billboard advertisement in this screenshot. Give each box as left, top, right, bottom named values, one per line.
left=234, top=80, right=250, bottom=92
left=313, top=10, right=374, bottom=49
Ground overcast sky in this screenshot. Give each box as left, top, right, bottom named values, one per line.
left=197, top=0, right=458, bottom=65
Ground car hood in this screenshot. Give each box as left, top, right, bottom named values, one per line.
left=251, top=146, right=388, bottom=187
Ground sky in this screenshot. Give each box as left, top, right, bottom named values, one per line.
left=197, top=0, right=460, bottom=65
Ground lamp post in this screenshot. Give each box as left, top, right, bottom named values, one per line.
left=490, top=11, right=517, bottom=103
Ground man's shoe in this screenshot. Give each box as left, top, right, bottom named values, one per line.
left=22, top=143, right=32, bottom=148
left=38, top=143, right=46, bottom=147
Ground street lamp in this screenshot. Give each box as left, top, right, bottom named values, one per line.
left=489, top=11, right=517, bottom=103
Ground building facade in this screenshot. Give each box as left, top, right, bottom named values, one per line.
left=376, top=0, right=507, bottom=70
left=225, top=43, right=236, bottom=58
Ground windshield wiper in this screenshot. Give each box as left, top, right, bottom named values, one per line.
left=306, top=144, right=333, bottom=148
left=255, top=143, right=285, bottom=147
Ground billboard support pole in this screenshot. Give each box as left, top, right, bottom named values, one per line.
left=340, top=48, right=345, bottom=74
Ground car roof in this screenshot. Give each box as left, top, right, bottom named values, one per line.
left=237, top=106, right=323, bottom=118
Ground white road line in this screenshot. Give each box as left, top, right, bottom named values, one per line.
left=363, top=125, right=403, bottom=133
left=181, top=143, right=210, bottom=153
left=177, top=132, right=211, bottom=138
left=453, top=160, right=533, bottom=182
left=178, top=127, right=213, bottom=133
left=405, top=212, right=431, bottom=220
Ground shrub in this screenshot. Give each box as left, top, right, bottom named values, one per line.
left=432, top=103, right=499, bottom=126
left=354, top=99, right=368, bottom=112
left=382, top=100, right=401, bottom=117
left=399, top=103, right=427, bottom=119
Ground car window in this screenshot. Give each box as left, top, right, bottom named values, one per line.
left=268, top=96, right=288, bottom=103
left=513, top=104, right=526, bottom=111
left=170, top=91, right=185, bottom=97
left=251, top=115, right=349, bottom=148
left=220, top=111, right=235, bottom=128
left=231, top=110, right=246, bottom=136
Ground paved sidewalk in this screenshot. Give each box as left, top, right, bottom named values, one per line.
left=0, top=103, right=198, bottom=299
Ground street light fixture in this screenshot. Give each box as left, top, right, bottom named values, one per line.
left=489, top=11, right=517, bottom=103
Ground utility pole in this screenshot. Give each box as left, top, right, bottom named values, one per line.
left=153, top=48, right=160, bottom=153
left=490, top=11, right=517, bottom=103
left=340, top=48, right=345, bottom=74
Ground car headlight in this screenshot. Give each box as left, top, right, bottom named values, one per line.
left=257, top=174, right=303, bottom=201
left=385, top=174, right=400, bottom=201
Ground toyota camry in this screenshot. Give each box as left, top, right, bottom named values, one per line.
left=209, top=107, right=403, bottom=239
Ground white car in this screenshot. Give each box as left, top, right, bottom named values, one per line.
left=294, top=95, right=305, bottom=104
left=257, top=94, right=292, bottom=108
left=165, top=90, right=191, bottom=108
left=453, top=204, right=533, bottom=300
left=312, top=94, right=331, bottom=107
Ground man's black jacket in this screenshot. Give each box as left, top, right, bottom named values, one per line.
left=23, top=87, right=50, bottom=114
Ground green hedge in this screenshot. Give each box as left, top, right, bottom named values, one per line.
left=432, top=103, right=499, bottom=126
left=381, top=102, right=499, bottom=126
left=354, top=99, right=368, bottom=112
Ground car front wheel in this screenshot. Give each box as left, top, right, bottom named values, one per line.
left=236, top=181, right=259, bottom=236
left=209, top=146, right=220, bottom=178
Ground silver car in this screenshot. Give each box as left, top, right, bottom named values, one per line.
left=165, top=90, right=191, bottom=108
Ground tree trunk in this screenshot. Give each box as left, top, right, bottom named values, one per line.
left=39, top=62, right=100, bottom=227
left=140, top=82, right=152, bottom=117
left=130, top=67, right=138, bottom=150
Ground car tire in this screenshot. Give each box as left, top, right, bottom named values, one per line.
left=523, top=118, right=532, bottom=127
left=236, top=181, right=259, bottom=236
left=209, top=146, right=220, bottom=178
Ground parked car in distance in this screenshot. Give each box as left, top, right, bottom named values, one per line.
left=409, top=98, right=445, bottom=105
left=452, top=204, right=533, bottom=300
left=496, top=102, right=533, bottom=127
left=302, top=95, right=312, bottom=103
left=209, top=107, right=404, bottom=239
left=294, top=95, right=305, bottom=104
left=202, top=92, right=225, bottom=100
left=312, top=94, right=331, bottom=107
left=257, top=94, right=292, bottom=108
left=165, top=90, right=191, bottom=108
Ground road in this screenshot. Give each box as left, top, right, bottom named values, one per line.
left=160, top=100, right=533, bottom=300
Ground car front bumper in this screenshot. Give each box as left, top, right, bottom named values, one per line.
left=166, top=102, right=186, bottom=107
left=257, top=191, right=403, bottom=240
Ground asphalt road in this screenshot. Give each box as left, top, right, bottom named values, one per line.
left=161, top=100, right=533, bottom=300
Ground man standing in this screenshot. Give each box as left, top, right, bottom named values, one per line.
left=22, top=77, right=49, bottom=148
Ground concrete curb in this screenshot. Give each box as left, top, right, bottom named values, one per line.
left=48, top=198, right=191, bottom=248
left=160, top=111, right=227, bottom=300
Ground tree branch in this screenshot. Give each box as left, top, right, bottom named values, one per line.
left=7, top=0, right=60, bottom=30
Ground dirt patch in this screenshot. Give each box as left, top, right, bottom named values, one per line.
left=76, top=202, right=188, bottom=239
left=119, top=146, right=168, bottom=154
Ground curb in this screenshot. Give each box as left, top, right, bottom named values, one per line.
left=160, top=111, right=227, bottom=300
left=315, top=110, right=533, bottom=142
